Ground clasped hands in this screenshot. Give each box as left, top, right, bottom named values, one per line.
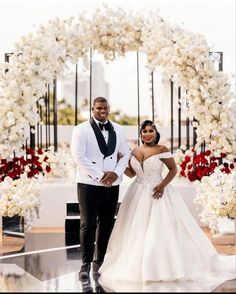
left=100, top=171, right=118, bottom=188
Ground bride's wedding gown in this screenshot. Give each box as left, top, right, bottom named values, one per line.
left=99, top=152, right=235, bottom=292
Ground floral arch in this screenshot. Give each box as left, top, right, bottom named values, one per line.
left=0, top=6, right=235, bottom=230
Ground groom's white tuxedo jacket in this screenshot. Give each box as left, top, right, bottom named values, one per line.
left=70, top=118, right=130, bottom=186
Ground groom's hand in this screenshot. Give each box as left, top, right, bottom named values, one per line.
left=100, top=172, right=118, bottom=187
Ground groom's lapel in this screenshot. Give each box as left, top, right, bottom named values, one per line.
left=90, top=118, right=117, bottom=158
left=90, top=118, right=107, bottom=156
left=105, top=121, right=117, bottom=158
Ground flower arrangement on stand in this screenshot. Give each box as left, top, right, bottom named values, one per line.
left=177, top=149, right=235, bottom=182
left=0, top=145, right=75, bottom=230
left=176, top=148, right=236, bottom=233
left=0, top=147, right=51, bottom=230
left=0, top=147, right=51, bottom=182
left=0, top=174, right=41, bottom=231
left=194, top=168, right=236, bottom=233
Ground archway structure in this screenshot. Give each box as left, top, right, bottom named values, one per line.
left=0, top=5, right=235, bottom=158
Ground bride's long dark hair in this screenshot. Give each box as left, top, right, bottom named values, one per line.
left=140, top=120, right=160, bottom=144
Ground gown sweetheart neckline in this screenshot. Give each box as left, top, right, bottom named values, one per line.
left=131, top=151, right=172, bottom=168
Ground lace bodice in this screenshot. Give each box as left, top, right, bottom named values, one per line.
left=130, top=151, right=173, bottom=185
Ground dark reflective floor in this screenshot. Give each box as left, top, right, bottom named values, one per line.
left=0, top=232, right=104, bottom=292
left=0, top=233, right=235, bottom=292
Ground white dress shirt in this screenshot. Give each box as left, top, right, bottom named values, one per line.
left=93, top=117, right=109, bottom=144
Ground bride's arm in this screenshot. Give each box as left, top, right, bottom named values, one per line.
left=124, top=160, right=136, bottom=178
left=153, top=147, right=177, bottom=199
left=160, top=157, right=177, bottom=187
left=117, top=151, right=136, bottom=178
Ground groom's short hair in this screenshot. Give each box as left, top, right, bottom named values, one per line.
left=93, top=97, right=108, bottom=105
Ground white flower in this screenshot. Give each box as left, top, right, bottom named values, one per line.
left=0, top=6, right=235, bottom=237
left=0, top=174, right=41, bottom=230
left=194, top=168, right=236, bottom=233
left=42, top=144, right=76, bottom=181
left=0, top=7, right=235, bottom=157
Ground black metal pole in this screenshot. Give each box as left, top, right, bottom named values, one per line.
left=178, top=87, right=181, bottom=149
left=151, top=71, right=155, bottom=122
left=219, top=52, right=223, bottom=71
left=193, top=118, right=197, bottom=149
left=39, top=104, right=43, bottom=149
left=170, top=80, right=174, bottom=153
left=89, top=48, right=93, bottom=118
left=48, top=84, right=51, bottom=147
left=137, top=52, right=141, bottom=146
left=75, top=63, right=78, bottom=126
left=4, top=53, right=11, bottom=63
left=53, top=79, right=58, bottom=152
left=45, top=91, right=48, bottom=150
left=186, top=116, right=190, bottom=150
left=30, top=126, right=35, bottom=150
left=36, top=101, right=40, bottom=149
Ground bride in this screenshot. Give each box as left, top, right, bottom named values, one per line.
left=98, top=120, right=235, bottom=292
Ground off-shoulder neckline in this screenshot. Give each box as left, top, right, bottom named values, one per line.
left=132, top=151, right=173, bottom=167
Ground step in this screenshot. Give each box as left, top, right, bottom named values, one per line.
left=66, top=201, right=80, bottom=216
left=65, top=216, right=80, bottom=232
left=66, top=201, right=120, bottom=216
left=65, top=215, right=80, bottom=231
left=64, top=199, right=121, bottom=247
left=65, top=216, right=80, bottom=244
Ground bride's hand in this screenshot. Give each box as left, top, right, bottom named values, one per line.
left=153, top=184, right=165, bottom=199
left=117, top=152, right=124, bottom=162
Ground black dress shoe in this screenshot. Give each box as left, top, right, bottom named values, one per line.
left=79, top=263, right=91, bottom=281
left=94, top=278, right=105, bottom=293
left=81, top=277, right=93, bottom=292
left=92, top=262, right=102, bottom=279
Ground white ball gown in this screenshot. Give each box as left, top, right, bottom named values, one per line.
left=98, top=152, right=235, bottom=292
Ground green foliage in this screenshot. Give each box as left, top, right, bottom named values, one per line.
left=109, top=112, right=138, bottom=125
left=41, top=95, right=141, bottom=125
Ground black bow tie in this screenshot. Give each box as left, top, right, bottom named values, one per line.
left=99, top=122, right=110, bottom=131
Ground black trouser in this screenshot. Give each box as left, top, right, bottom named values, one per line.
left=77, top=183, right=119, bottom=265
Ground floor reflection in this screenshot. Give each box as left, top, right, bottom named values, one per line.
left=0, top=233, right=235, bottom=292
left=0, top=263, right=106, bottom=292
left=0, top=232, right=80, bottom=257
left=1, top=248, right=81, bottom=281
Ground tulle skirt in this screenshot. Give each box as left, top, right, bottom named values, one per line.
left=99, top=180, right=236, bottom=292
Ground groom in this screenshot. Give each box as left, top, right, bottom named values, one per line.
left=70, top=97, right=130, bottom=281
